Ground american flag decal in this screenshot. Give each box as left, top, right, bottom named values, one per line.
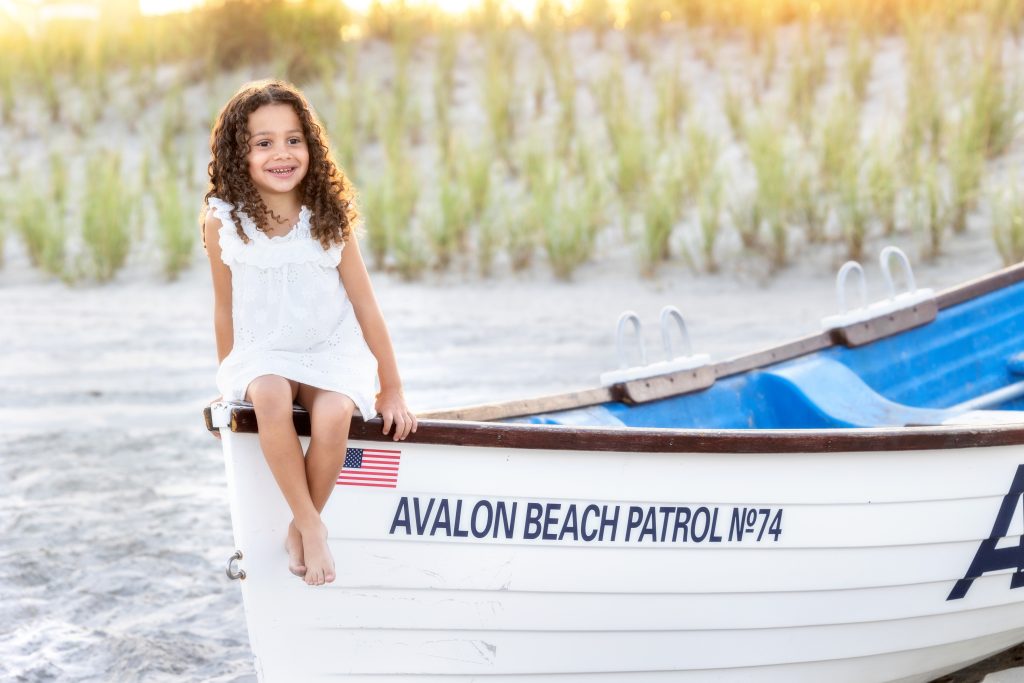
left=336, top=447, right=401, bottom=488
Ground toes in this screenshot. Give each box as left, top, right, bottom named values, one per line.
left=305, top=568, right=324, bottom=586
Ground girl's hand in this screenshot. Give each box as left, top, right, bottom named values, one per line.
left=375, top=389, right=417, bottom=441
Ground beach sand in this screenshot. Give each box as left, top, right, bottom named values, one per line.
left=0, top=221, right=1020, bottom=680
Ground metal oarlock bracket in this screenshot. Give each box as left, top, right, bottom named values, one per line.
left=821, top=246, right=937, bottom=347
left=226, top=550, right=246, bottom=581
left=601, top=307, right=713, bottom=403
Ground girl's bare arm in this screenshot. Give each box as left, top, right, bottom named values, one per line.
left=339, top=236, right=417, bottom=440
left=204, top=215, right=234, bottom=364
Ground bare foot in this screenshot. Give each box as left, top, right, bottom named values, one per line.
left=298, top=521, right=335, bottom=586
left=285, top=521, right=306, bottom=577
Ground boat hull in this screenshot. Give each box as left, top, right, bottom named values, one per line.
left=218, top=429, right=1024, bottom=682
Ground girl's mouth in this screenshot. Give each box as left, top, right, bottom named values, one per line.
left=268, top=167, right=297, bottom=177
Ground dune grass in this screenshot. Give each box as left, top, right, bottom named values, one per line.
left=391, top=213, right=429, bottom=281
left=817, top=92, right=862, bottom=193
left=15, top=183, right=68, bottom=280
left=992, top=178, right=1024, bottom=266
left=722, top=80, right=746, bottom=140
left=967, top=45, right=1020, bottom=158
left=947, top=110, right=987, bottom=234
left=745, top=116, right=790, bottom=268
left=482, top=25, right=517, bottom=161
left=7, top=0, right=1024, bottom=283
left=475, top=195, right=504, bottom=278
left=605, top=105, right=652, bottom=207
left=363, top=158, right=420, bottom=271
left=153, top=175, right=196, bottom=280
left=329, top=64, right=367, bottom=180
left=909, top=160, right=947, bottom=260
left=523, top=152, right=562, bottom=275
left=792, top=157, right=827, bottom=244
left=361, top=179, right=392, bottom=271
left=433, top=24, right=458, bottom=165
left=836, top=150, right=868, bottom=261
left=552, top=58, right=578, bottom=158
left=639, top=170, right=678, bottom=276
left=544, top=176, right=601, bottom=281
left=865, top=137, right=899, bottom=237
left=506, top=194, right=538, bottom=272
left=49, top=151, right=70, bottom=209
left=430, top=175, right=473, bottom=270
left=844, top=27, right=874, bottom=102
left=678, top=120, right=721, bottom=202
left=698, top=172, right=724, bottom=272
left=82, top=152, right=135, bottom=282
left=786, top=26, right=827, bottom=137
left=903, top=16, right=944, bottom=159
left=453, top=140, right=493, bottom=222
left=0, top=43, right=17, bottom=126
left=756, top=33, right=778, bottom=93
left=655, top=57, right=690, bottom=145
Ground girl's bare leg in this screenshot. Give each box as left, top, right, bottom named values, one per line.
left=292, top=385, right=355, bottom=586
left=246, top=375, right=326, bottom=581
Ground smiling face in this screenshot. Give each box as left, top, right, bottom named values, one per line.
left=245, top=103, right=310, bottom=203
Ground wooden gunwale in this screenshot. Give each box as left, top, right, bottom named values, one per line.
left=205, top=404, right=1024, bottom=453
left=203, top=262, right=1024, bottom=453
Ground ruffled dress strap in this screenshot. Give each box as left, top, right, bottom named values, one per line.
left=207, top=197, right=249, bottom=266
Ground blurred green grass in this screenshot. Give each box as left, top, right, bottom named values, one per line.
left=1, top=0, right=1022, bottom=282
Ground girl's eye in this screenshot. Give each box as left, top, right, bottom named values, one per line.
left=255, top=140, right=270, bottom=148
left=289, top=137, right=303, bottom=145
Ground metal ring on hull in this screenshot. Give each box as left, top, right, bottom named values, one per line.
left=226, top=550, right=246, bottom=580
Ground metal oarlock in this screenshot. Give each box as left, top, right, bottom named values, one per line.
left=880, top=245, right=917, bottom=299
left=226, top=550, right=246, bottom=581
left=601, top=308, right=710, bottom=387
left=660, top=306, right=693, bottom=360
left=835, top=261, right=868, bottom=315
left=613, top=311, right=646, bottom=369
left=821, top=246, right=938, bottom=347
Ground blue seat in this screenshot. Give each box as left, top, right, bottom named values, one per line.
left=759, top=357, right=953, bottom=428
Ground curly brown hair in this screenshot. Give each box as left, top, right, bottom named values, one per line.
left=202, top=79, right=358, bottom=250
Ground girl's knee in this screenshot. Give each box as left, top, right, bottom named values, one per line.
left=247, top=375, right=296, bottom=419
left=310, top=394, right=355, bottom=444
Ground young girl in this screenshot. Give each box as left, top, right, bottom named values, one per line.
left=202, top=79, right=416, bottom=586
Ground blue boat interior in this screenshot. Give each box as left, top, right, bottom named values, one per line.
left=515, top=280, right=1024, bottom=430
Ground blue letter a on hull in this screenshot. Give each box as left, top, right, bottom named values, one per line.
left=948, top=464, right=1024, bottom=601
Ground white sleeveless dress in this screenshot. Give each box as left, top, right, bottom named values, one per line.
left=209, top=197, right=378, bottom=419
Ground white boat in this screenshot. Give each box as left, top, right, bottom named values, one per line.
left=207, top=258, right=1024, bottom=682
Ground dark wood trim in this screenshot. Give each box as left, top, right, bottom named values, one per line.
left=208, top=403, right=1024, bottom=454
left=936, top=262, right=1024, bottom=309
